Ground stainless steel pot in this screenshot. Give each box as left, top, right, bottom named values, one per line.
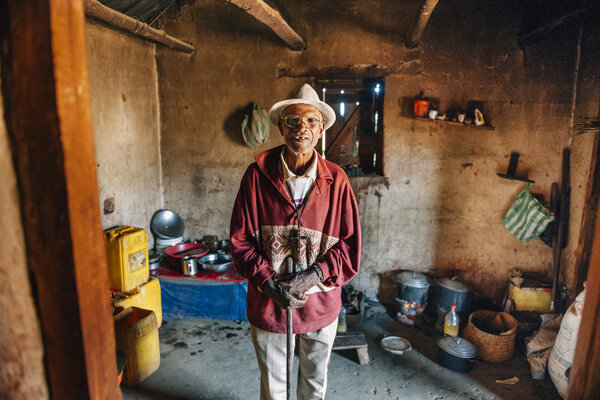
left=435, top=276, right=474, bottom=312
left=393, top=271, right=431, bottom=305
left=181, top=256, right=199, bottom=276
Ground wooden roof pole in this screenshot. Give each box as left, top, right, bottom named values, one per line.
left=226, top=0, right=306, bottom=51
left=85, top=0, right=194, bottom=53
left=406, top=0, right=439, bottom=48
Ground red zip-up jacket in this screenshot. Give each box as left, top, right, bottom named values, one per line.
left=230, top=145, right=361, bottom=334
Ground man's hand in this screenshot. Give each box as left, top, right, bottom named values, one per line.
left=262, top=278, right=307, bottom=309
left=277, top=268, right=321, bottom=299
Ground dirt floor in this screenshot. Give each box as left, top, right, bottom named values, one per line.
left=121, top=306, right=561, bottom=400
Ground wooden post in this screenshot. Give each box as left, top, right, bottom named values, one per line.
left=0, top=0, right=122, bottom=399
left=571, top=133, right=600, bottom=301
left=568, top=194, right=600, bottom=399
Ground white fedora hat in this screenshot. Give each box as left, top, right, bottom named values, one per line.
left=268, top=84, right=336, bottom=130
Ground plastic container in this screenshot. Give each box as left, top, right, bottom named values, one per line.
left=112, top=278, right=163, bottom=327
left=114, top=307, right=160, bottom=386
left=165, top=242, right=209, bottom=269
left=444, top=305, right=459, bottom=336
left=105, top=226, right=149, bottom=291
left=508, top=282, right=551, bottom=313
left=413, top=100, right=430, bottom=118
left=337, top=306, right=347, bottom=333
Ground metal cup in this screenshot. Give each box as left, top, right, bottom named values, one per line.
left=181, top=256, right=198, bottom=276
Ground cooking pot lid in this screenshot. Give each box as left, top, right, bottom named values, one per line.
left=437, top=277, right=473, bottom=293
left=381, top=336, right=412, bottom=355
left=437, top=336, right=477, bottom=358
left=394, top=271, right=430, bottom=288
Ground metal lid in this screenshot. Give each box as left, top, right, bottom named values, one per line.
left=436, top=276, right=473, bottom=293
left=437, top=336, right=477, bottom=358
left=150, top=209, right=185, bottom=239
left=381, top=336, right=412, bottom=355
left=394, top=271, right=430, bottom=288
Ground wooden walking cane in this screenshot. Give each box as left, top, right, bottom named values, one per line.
left=285, top=227, right=308, bottom=400
left=284, top=180, right=311, bottom=400
left=286, top=256, right=294, bottom=400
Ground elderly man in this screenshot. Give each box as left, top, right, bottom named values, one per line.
left=230, top=84, right=361, bottom=400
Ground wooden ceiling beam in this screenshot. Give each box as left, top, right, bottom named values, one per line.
left=85, top=0, right=194, bottom=53
left=226, top=0, right=305, bottom=51
left=406, top=0, right=439, bottom=48
left=517, top=5, right=590, bottom=48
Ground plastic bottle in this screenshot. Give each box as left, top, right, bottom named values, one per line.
left=337, top=306, right=347, bottom=333
left=444, top=304, right=459, bottom=336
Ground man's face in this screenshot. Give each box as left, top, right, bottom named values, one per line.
left=279, top=104, right=324, bottom=157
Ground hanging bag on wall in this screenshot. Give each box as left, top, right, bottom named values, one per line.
left=241, top=103, right=270, bottom=148
left=503, top=183, right=554, bottom=242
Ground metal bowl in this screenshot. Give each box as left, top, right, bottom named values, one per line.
left=165, top=243, right=209, bottom=269
left=198, top=253, right=233, bottom=273
left=148, top=252, right=163, bottom=271
left=150, top=209, right=185, bottom=239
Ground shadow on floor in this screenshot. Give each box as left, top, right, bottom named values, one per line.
left=120, top=386, right=238, bottom=400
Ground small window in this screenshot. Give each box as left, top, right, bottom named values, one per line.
left=315, top=78, right=384, bottom=176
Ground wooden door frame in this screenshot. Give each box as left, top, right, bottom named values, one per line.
left=0, top=1, right=121, bottom=399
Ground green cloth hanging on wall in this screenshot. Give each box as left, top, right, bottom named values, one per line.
left=242, top=103, right=270, bottom=148
left=503, top=183, right=555, bottom=242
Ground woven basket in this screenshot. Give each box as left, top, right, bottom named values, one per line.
left=462, top=310, right=517, bottom=363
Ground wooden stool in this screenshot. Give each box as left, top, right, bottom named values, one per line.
left=332, top=330, right=369, bottom=365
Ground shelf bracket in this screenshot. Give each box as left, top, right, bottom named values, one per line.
left=497, top=152, right=535, bottom=183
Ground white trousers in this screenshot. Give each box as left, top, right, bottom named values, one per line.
left=250, top=319, right=338, bottom=400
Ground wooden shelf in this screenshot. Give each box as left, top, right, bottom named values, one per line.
left=497, top=173, right=535, bottom=183
left=413, top=116, right=495, bottom=130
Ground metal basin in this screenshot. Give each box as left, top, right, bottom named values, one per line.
left=198, top=253, right=233, bottom=273
left=150, top=209, right=184, bottom=239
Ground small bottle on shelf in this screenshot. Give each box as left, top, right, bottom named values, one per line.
left=444, top=304, right=459, bottom=336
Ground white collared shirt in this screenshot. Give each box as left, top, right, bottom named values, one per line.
left=280, top=149, right=318, bottom=208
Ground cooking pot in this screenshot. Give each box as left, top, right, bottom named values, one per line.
left=393, top=271, right=431, bottom=305
left=437, top=335, right=477, bottom=373
left=435, top=276, right=474, bottom=312
left=148, top=252, right=163, bottom=271
left=181, top=256, right=199, bottom=276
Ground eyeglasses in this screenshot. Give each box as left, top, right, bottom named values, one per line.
left=282, top=115, right=323, bottom=130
